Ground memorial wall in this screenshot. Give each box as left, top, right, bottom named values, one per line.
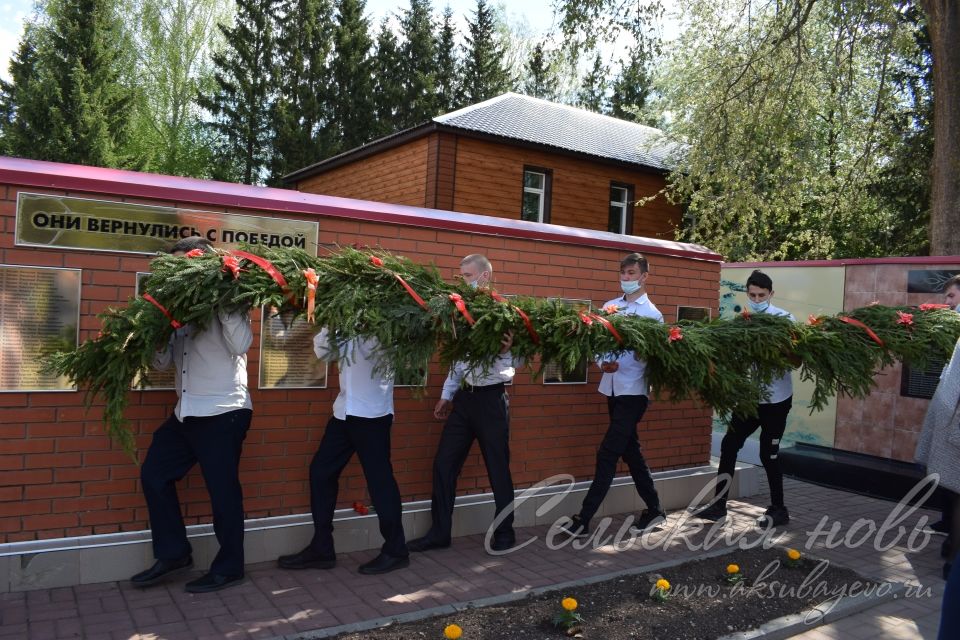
left=0, top=157, right=721, bottom=544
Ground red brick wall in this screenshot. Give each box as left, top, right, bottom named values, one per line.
left=0, top=181, right=717, bottom=543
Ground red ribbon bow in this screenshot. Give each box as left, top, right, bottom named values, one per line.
left=303, top=268, right=319, bottom=322
left=488, top=290, right=540, bottom=345
left=221, top=255, right=243, bottom=279
left=837, top=316, right=884, bottom=346
left=448, top=293, right=475, bottom=325
left=230, top=250, right=296, bottom=306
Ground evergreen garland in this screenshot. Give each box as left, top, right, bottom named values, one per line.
left=47, top=246, right=960, bottom=456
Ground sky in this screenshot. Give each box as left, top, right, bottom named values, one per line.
left=0, top=0, right=561, bottom=82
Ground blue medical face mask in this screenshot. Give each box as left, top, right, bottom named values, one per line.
left=468, top=279, right=479, bottom=289
left=747, top=299, right=770, bottom=313
left=620, top=279, right=641, bottom=295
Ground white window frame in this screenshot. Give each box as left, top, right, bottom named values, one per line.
left=523, top=170, right=547, bottom=223
left=609, top=185, right=629, bottom=234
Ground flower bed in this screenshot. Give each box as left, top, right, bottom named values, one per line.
left=330, top=546, right=884, bottom=639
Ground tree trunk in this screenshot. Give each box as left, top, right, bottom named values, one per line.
left=923, top=0, right=960, bottom=255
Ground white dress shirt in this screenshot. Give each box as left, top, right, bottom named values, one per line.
left=314, top=329, right=394, bottom=419
left=153, top=309, right=253, bottom=420
left=597, top=293, right=664, bottom=397
left=757, top=303, right=794, bottom=404
left=440, top=354, right=516, bottom=401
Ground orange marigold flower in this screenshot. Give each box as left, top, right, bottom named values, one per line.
left=561, top=597, right=578, bottom=611
left=787, top=548, right=801, bottom=561
left=444, top=624, right=463, bottom=639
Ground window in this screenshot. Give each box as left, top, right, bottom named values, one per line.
left=521, top=167, right=551, bottom=223
left=608, top=183, right=634, bottom=234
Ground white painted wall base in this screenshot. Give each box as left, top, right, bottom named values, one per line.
left=0, top=462, right=760, bottom=592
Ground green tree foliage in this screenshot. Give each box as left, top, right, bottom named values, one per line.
left=434, top=5, right=461, bottom=112
left=127, top=0, right=230, bottom=178
left=372, top=18, right=405, bottom=136
left=461, top=0, right=513, bottom=104
left=576, top=51, right=607, bottom=112
left=269, top=0, right=336, bottom=185
left=522, top=42, right=560, bottom=101
left=397, top=0, right=437, bottom=127
left=0, top=27, right=46, bottom=157
left=610, top=45, right=652, bottom=124
left=198, top=0, right=278, bottom=184
left=657, top=0, right=929, bottom=261
left=329, top=0, right=376, bottom=151
left=0, top=0, right=139, bottom=167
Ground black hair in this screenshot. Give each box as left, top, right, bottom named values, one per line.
left=168, top=236, right=213, bottom=254
left=620, top=253, right=649, bottom=273
left=746, top=269, right=773, bottom=291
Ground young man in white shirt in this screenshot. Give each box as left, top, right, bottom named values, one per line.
left=407, top=254, right=518, bottom=553
left=277, top=329, right=409, bottom=574
left=562, top=253, right=667, bottom=538
left=696, top=270, right=794, bottom=528
left=131, top=237, right=254, bottom=593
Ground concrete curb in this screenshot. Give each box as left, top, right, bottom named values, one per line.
left=716, top=581, right=907, bottom=640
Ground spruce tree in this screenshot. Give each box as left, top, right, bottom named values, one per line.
left=434, top=5, right=460, bottom=113
left=577, top=52, right=607, bottom=112
left=372, top=18, right=404, bottom=137
left=198, top=0, right=278, bottom=184
left=0, top=28, right=46, bottom=158
left=609, top=45, right=651, bottom=123
left=522, top=42, right=559, bottom=101
left=461, top=0, right=512, bottom=104
left=397, top=0, right=437, bottom=127
left=4, top=0, right=138, bottom=167
left=329, top=0, right=376, bottom=151
left=269, top=0, right=336, bottom=185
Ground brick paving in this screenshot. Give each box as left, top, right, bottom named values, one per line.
left=0, top=476, right=948, bottom=639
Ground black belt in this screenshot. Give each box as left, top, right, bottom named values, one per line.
left=463, top=382, right=505, bottom=393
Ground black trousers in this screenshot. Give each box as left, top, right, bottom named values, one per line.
left=308, top=414, right=407, bottom=558
left=579, top=395, right=660, bottom=524
left=716, top=396, right=792, bottom=506
left=141, top=408, right=252, bottom=577
left=426, top=385, right=514, bottom=543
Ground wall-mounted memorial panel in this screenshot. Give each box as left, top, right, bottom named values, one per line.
left=677, top=306, right=711, bottom=322
left=16, top=192, right=319, bottom=255
left=0, top=265, right=81, bottom=391
left=259, top=308, right=328, bottom=389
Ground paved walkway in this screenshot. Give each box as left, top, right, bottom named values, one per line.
left=0, top=476, right=948, bottom=639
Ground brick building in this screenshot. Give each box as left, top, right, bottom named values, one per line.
left=286, top=93, right=681, bottom=239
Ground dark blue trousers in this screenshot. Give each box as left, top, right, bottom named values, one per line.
left=140, top=408, right=251, bottom=577
left=308, top=414, right=407, bottom=558
left=579, top=394, right=660, bottom=524
left=427, top=386, right=514, bottom=543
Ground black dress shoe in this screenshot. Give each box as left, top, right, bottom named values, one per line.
left=130, top=556, right=193, bottom=587
left=489, top=535, right=516, bottom=552
left=358, top=552, right=410, bottom=575
left=407, top=536, right=451, bottom=553
left=277, top=547, right=336, bottom=570
left=184, top=572, right=245, bottom=593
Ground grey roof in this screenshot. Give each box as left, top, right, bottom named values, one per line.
left=433, top=92, right=677, bottom=171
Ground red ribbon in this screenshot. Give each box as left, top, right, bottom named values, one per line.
left=142, top=293, right=182, bottom=329
left=303, top=268, right=319, bottom=322
left=488, top=291, right=540, bottom=345
left=838, top=316, right=884, bottom=346
left=589, top=313, right=624, bottom=345
left=448, top=293, right=475, bottom=325
left=369, top=256, right=428, bottom=310
left=231, top=250, right=295, bottom=305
